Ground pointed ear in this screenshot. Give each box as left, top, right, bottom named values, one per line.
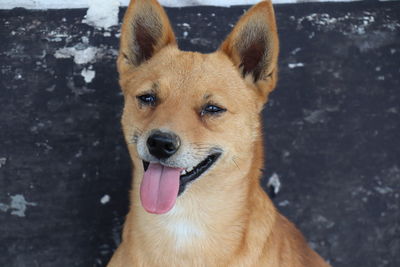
left=118, top=0, right=176, bottom=73
left=220, top=1, right=279, bottom=100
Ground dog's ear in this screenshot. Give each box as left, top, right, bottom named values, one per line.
left=220, top=1, right=279, bottom=103
left=118, top=0, right=176, bottom=73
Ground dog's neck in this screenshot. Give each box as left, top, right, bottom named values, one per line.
left=125, top=136, right=276, bottom=265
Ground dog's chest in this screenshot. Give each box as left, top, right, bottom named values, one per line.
left=157, top=205, right=205, bottom=249
left=164, top=218, right=203, bottom=248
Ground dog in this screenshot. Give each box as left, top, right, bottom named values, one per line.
left=107, top=0, right=330, bottom=266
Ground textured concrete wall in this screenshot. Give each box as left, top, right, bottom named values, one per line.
left=0, top=2, right=399, bottom=266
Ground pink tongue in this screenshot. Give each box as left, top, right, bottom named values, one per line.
left=140, top=163, right=181, bottom=214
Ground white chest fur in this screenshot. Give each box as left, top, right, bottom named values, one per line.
left=162, top=205, right=204, bottom=249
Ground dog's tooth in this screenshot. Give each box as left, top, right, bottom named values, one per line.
left=181, top=170, right=187, bottom=175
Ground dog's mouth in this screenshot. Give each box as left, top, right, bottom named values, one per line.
left=140, top=152, right=221, bottom=214
left=142, top=152, right=221, bottom=195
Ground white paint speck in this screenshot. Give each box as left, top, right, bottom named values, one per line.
left=0, top=157, right=7, bottom=168
left=278, top=200, right=290, bottom=207
left=375, top=186, right=393, bottom=195
left=81, top=36, right=89, bottom=44
left=288, top=62, right=305, bottom=69
left=81, top=68, right=96, bottom=83
left=75, top=149, right=83, bottom=158
left=183, top=31, right=188, bottom=38
left=101, top=194, right=110, bottom=204
left=314, top=214, right=335, bottom=229
left=182, top=22, right=191, bottom=28
left=46, top=84, right=56, bottom=92
left=291, top=47, right=302, bottom=55
left=55, top=45, right=98, bottom=65
left=304, top=109, right=326, bottom=124
left=267, top=173, right=281, bottom=195
left=10, top=195, right=37, bottom=217
left=0, top=195, right=37, bottom=217
left=0, top=203, right=9, bottom=212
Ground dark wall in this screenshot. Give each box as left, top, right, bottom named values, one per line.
left=0, top=2, right=399, bottom=266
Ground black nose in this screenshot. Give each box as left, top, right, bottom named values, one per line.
left=147, top=131, right=181, bottom=159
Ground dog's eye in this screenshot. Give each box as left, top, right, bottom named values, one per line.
left=201, top=104, right=226, bottom=116
left=137, top=94, right=156, bottom=106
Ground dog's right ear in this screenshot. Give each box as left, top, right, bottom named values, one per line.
left=118, top=0, right=176, bottom=74
left=220, top=1, right=279, bottom=106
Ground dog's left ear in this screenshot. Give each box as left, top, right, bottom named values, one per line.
left=220, top=1, right=279, bottom=104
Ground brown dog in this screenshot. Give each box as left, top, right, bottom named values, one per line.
left=108, top=0, right=330, bottom=266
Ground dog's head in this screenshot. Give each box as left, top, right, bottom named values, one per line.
left=118, top=0, right=279, bottom=214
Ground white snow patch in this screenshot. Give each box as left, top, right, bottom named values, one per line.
left=0, top=195, right=37, bottom=217
left=83, top=0, right=120, bottom=30
left=55, top=45, right=98, bottom=65
left=101, top=194, right=110, bottom=204
left=267, top=173, right=281, bottom=195
left=0, top=0, right=365, bottom=10
left=81, top=68, right=96, bottom=83
left=288, top=62, right=305, bottom=69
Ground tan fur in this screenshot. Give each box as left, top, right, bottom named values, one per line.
left=108, top=0, right=330, bottom=266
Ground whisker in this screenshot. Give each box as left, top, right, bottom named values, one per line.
left=127, top=127, right=144, bottom=145
left=232, top=157, right=240, bottom=170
